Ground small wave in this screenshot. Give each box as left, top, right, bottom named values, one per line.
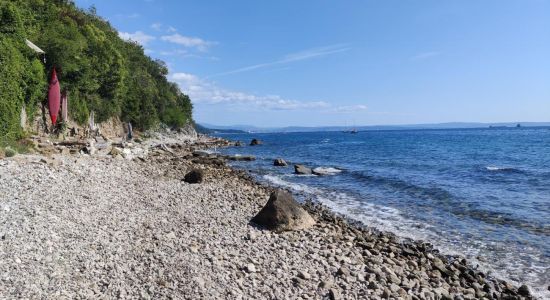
left=263, top=175, right=318, bottom=194
left=350, top=171, right=455, bottom=203
left=313, top=167, right=342, bottom=175
left=485, top=166, right=521, bottom=173
left=262, top=174, right=430, bottom=238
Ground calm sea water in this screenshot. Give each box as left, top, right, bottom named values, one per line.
left=216, top=128, right=550, bottom=297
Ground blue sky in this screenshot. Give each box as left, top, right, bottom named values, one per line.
left=75, top=0, right=550, bottom=127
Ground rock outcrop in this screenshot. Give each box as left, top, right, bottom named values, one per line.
left=294, top=164, right=312, bottom=175
left=252, top=189, right=315, bottom=232
left=250, top=139, right=262, bottom=146
left=274, top=158, right=288, bottom=166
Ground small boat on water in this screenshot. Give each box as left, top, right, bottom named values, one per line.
left=48, top=68, right=60, bottom=125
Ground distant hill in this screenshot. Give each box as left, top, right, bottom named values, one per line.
left=199, top=122, right=550, bottom=133
left=195, top=124, right=245, bottom=134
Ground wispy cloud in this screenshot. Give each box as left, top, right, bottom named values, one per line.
left=118, top=31, right=155, bottom=46
left=151, top=23, right=162, bottom=31
left=151, top=23, right=178, bottom=33
left=411, top=51, right=440, bottom=61
left=160, top=34, right=215, bottom=51
left=330, top=104, right=368, bottom=113
left=171, top=72, right=365, bottom=113
left=210, top=44, right=351, bottom=78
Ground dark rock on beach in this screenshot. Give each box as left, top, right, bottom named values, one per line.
left=183, top=169, right=204, bottom=184
left=252, top=189, right=315, bottom=232
left=518, top=284, right=531, bottom=296
left=294, top=164, right=312, bottom=175
left=192, top=150, right=210, bottom=157
left=226, top=155, right=256, bottom=161
left=273, top=158, right=287, bottom=166
left=250, top=139, right=262, bottom=146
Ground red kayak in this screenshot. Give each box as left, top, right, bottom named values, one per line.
left=48, top=68, right=61, bottom=125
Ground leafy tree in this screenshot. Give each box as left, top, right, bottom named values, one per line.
left=0, top=0, right=194, bottom=140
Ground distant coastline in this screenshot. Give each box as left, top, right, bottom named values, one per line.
left=200, top=122, right=550, bottom=134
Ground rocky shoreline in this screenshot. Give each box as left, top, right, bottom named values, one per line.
left=0, top=133, right=538, bottom=299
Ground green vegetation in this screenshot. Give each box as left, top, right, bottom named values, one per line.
left=0, top=0, right=194, bottom=140
left=0, top=136, right=33, bottom=157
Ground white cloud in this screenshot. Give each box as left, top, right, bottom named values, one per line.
left=167, top=26, right=178, bottom=33
left=330, top=104, right=369, bottom=113
left=411, top=51, right=440, bottom=61
left=210, top=44, right=351, bottom=77
left=151, top=23, right=162, bottom=31
left=170, top=72, right=365, bottom=113
left=160, top=34, right=215, bottom=51
left=119, top=31, right=155, bottom=46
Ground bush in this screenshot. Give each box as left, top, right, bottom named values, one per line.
left=4, top=147, right=17, bottom=157
left=1, top=1, right=194, bottom=139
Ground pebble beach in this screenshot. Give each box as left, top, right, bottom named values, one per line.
left=0, top=133, right=538, bottom=299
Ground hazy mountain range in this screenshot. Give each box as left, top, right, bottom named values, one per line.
left=199, top=122, right=550, bottom=133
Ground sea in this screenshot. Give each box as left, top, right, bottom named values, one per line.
left=215, top=127, right=550, bottom=298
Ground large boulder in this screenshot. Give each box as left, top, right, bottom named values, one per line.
left=252, top=190, right=315, bottom=232
left=274, top=158, right=288, bottom=166
left=294, top=164, right=312, bottom=175
left=250, top=139, right=263, bottom=146
left=183, top=169, right=204, bottom=184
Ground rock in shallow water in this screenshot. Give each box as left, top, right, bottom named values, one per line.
left=273, top=158, right=287, bottom=166
left=252, top=189, right=315, bottom=232
left=250, top=139, right=262, bottom=146
left=294, top=164, right=312, bottom=175
left=518, top=284, right=530, bottom=296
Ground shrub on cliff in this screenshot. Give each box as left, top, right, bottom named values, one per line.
left=0, top=0, right=194, bottom=139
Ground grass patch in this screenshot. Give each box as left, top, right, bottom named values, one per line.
left=0, top=138, right=34, bottom=157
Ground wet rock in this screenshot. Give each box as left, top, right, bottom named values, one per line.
left=192, top=150, right=210, bottom=157
left=294, top=164, right=312, bottom=175
left=183, top=169, right=204, bottom=184
left=251, top=189, right=315, bottom=232
left=250, top=139, right=262, bottom=146
left=518, top=284, right=530, bottom=296
left=273, top=158, right=287, bottom=166
left=226, top=155, right=255, bottom=161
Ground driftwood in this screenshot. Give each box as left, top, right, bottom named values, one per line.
left=54, top=141, right=88, bottom=147
left=157, top=143, right=174, bottom=154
